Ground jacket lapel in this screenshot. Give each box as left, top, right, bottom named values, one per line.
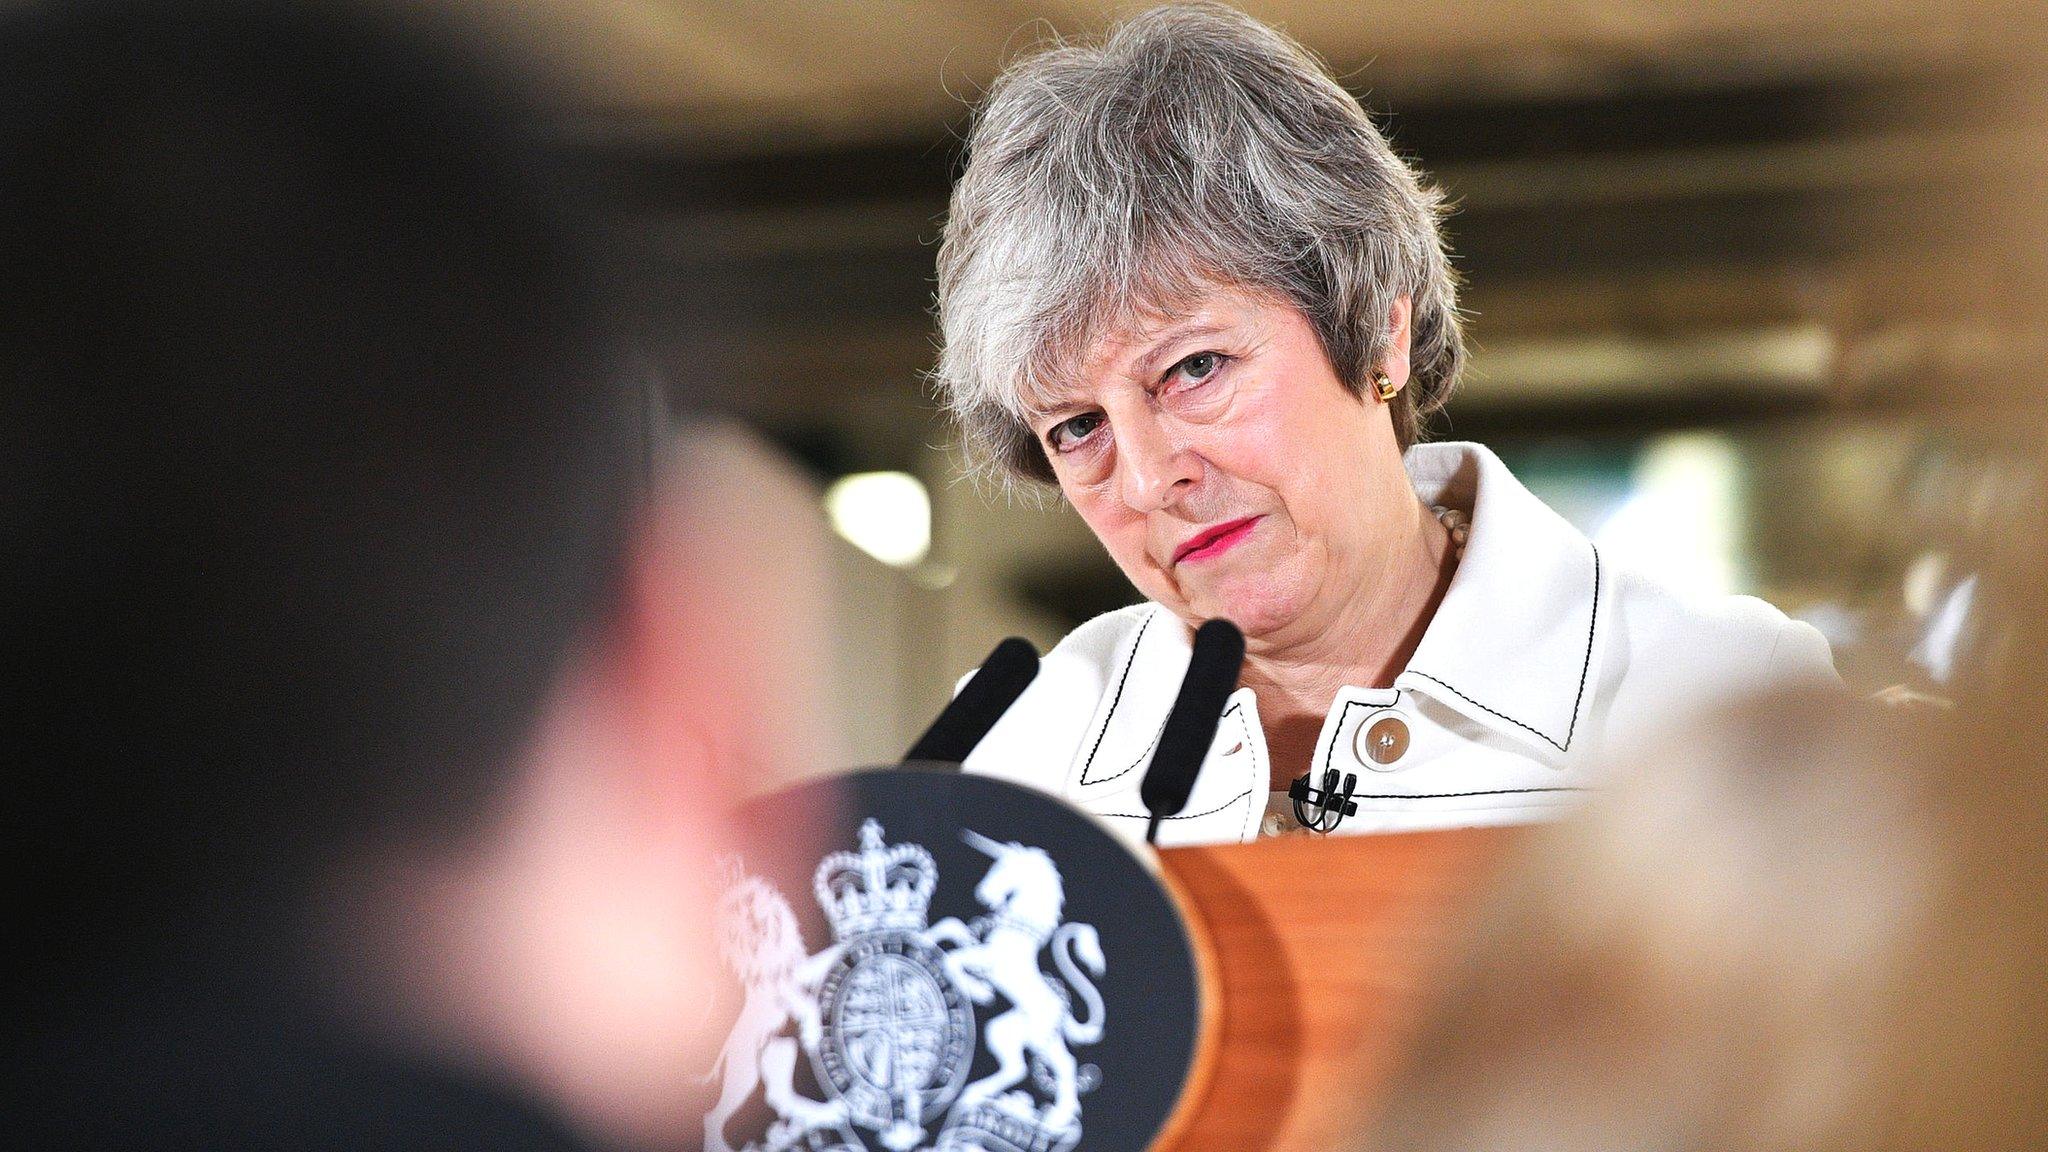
left=1064, top=607, right=1263, bottom=844
left=1397, top=443, right=1607, bottom=763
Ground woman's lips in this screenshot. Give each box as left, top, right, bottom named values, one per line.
left=1173, top=515, right=1263, bottom=565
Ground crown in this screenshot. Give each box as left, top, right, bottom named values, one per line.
left=814, top=819, right=937, bottom=939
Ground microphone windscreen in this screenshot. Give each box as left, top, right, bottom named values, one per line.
left=902, top=636, right=1040, bottom=765
left=1140, top=618, right=1245, bottom=820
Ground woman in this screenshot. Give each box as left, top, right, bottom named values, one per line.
left=933, top=3, right=1836, bottom=846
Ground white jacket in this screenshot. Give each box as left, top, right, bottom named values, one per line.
left=961, top=442, right=1838, bottom=848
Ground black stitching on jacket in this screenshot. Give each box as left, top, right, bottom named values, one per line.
left=1319, top=698, right=1374, bottom=777
left=1084, top=698, right=1245, bottom=789
left=1405, top=542, right=1601, bottom=753
left=1078, top=611, right=1156, bottom=785
left=1099, top=787, right=1255, bottom=821
left=1085, top=725, right=1163, bottom=788
left=1565, top=542, right=1602, bottom=749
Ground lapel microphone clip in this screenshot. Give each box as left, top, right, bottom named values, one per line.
left=1288, top=768, right=1358, bottom=834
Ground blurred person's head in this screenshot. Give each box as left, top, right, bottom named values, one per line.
left=3, top=0, right=628, bottom=951
left=1, top=2, right=783, bottom=1146
left=1360, top=695, right=1932, bottom=1149
left=1360, top=685, right=2048, bottom=1150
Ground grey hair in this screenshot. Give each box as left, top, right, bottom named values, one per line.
left=934, top=2, right=1464, bottom=486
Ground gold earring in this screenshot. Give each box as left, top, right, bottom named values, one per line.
left=1371, top=371, right=1399, bottom=402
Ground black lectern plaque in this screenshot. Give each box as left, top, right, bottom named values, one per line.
left=700, top=768, right=1202, bottom=1152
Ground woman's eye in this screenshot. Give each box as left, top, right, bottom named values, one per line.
left=1046, top=412, right=1103, bottom=451
left=1174, top=351, right=1224, bottom=383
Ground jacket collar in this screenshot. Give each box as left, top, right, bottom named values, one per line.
left=1065, top=608, right=1213, bottom=794
left=1394, top=441, right=1604, bottom=762
left=1073, top=441, right=1604, bottom=784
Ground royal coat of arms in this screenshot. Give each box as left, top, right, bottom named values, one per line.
left=703, top=819, right=1107, bottom=1152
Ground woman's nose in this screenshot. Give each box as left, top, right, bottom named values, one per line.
left=1117, top=416, right=1201, bottom=512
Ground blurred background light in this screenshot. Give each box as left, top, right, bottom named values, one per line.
left=824, top=471, right=930, bottom=568
left=1909, top=572, right=1977, bottom=684
left=1593, top=432, right=1744, bottom=599
left=1470, top=323, right=1834, bottom=404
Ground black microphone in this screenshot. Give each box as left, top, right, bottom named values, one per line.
left=902, top=637, right=1040, bottom=765
left=1289, top=768, right=1359, bottom=834
left=1139, top=618, right=1245, bottom=845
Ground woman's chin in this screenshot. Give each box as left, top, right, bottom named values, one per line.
left=1180, top=573, right=1311, bottom=641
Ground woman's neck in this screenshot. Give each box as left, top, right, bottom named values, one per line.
left=1240, top=501, right=1456, bottom=788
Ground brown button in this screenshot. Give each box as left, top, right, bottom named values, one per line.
left=1356, top=714, right=1410, bottom=767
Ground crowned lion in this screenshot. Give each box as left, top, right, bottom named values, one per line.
left=702, top=859, right=846, bottom=1152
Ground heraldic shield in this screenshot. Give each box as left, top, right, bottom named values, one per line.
left=700, top=769, right=1202, bottom=1152
left=813, top=822, right=976, bottom=1144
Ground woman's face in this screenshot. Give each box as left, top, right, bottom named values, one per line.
left=1028, top=288, right=1414, bottom=646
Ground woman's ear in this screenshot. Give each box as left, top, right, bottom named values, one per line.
left=1381, top=295, right=1415, bottom=389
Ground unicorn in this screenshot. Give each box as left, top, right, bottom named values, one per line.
left=928, top=831, right=1106, bottom=1131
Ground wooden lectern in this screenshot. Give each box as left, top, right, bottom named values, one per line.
left=704, top=766, right=1523, bottom=1152
left=1150, top=828, right=1523, bottom=1152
